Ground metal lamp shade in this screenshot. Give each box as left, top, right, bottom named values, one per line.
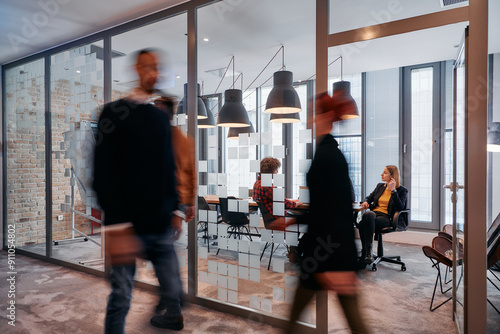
left=270, top=112, right=300, bottom=123
left=176, top=83, right=208, bottom=119
left=265, top=71, right=301, bottom=114
left=487, top=122, right=500, bottom=152
left=217, top=89, right=252, bottom=128
left=198, top=97, right=216, bottom=128
left=331, top=80, right=359, bottom=121
left=227, top=122, right=255, bottom=140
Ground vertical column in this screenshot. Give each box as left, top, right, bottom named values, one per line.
left=103, top=34, right=112, bottom=104
left=44, top=56, right=53, bottom=257
left=315, top=0, right=329, bottom=333
left=465, top=1, right=488, bottom=333
left=187, top=5, right=198, bottom=299
left=1, top=65, right=4, bottom=246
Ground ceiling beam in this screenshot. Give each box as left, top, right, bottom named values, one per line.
left=328, top=6, right=469, bottom=47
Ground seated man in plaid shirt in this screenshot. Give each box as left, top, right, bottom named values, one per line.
left=252, top=157, right=297, bottom=218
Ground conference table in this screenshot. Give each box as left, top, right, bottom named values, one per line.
left=204, top=195, right=361, bottom=213
left=204, top=195, right=309, bottom=211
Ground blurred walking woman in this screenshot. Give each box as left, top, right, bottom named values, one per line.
left=285, top=92, right=369, bottom=334
left=358, top=165, right=408, bottom=264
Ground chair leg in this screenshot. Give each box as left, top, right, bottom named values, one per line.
left=244, top=226, right=252, bottom=241
left=260, top=242, right=270, bottom=261
left=487, top=269, right=500, bottom=314
left=267, top=243, right=275, bottom=270
left=207, top=224, right=210, bottom=253
left=428, top=260, right=459, bottom=311
left=429, top=262, right=451, bottom=311
left=444, top=266, right=452, bottom=284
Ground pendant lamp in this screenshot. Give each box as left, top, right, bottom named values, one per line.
left=217, top=89, right=252, bottom=127
left=487, top=122, right=500, bottom=152
left=331, top=80, right=359, bottom=121
left=177, top=83, right=208, bottom=119
left=198, top=97, right=216, bottom=128
left=265, top=70, right=301, bottom=114
left=227, top=122, right=255, bottom=139
left=270, top=112, right=300, bottom=123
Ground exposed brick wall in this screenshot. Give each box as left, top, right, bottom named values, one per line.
left=6, top=64, right=47, bottom=247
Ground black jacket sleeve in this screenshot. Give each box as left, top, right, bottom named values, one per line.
left=391, top=186, right=408, bottom=212
left=93, top=103, right=118, bottom=211
left=364, top=183, right=384, bottom=206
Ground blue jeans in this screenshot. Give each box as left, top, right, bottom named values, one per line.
left=104, top=230, right=182, bottom=334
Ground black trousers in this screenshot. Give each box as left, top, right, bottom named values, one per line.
left=358, top=211, right=391, bottom=246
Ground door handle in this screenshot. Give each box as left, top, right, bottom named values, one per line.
left=443, top=182, right=464, bottom=191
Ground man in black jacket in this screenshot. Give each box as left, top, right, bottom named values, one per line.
left=93, top=49, right=184, bottom=333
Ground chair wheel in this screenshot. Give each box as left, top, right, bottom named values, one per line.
left=84, top=238, right=88, bottom=242
left=401, top=265, right=406, bottom=271
left=54, top=241, right=59, bottom=246
left=372, top=265, right=377, bottom=271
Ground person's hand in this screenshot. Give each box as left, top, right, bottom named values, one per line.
left=361, top=202, right=369, bottom=210
left=388, top=178, right=396, bottom=191
left=171, top=215, right=183, bottom=240
left=185, top=206, right=195, bottom=222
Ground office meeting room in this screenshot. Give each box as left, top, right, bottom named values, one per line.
left=1, top=1, right=499, bottom=333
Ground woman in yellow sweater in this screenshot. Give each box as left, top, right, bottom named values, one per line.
left=358, top=165, right=408, bottom=264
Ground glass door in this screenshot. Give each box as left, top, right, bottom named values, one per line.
left=447, top=29, right=467, bottom=332
left=402, top=62, right=442, bottom=230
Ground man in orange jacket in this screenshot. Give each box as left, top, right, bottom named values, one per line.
left=154, top=96, right=197, bottom=222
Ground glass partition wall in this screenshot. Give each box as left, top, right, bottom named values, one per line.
left=196, top=0, right=315, bottom=324
left=487, top=2, right=500, bottom=331
left=110, top=11, right=189, bottom=292
left=49, top=42, right=104, bottom=267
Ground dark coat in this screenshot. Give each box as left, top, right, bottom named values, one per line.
left=93, top=99, right=178, bottom=235
left=299, top=135, right=358, bottom=286
left=364, top=183, right=408, bottom=222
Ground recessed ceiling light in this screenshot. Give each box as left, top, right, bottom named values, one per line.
left=176, top=75, right=181, bottom=79
left=76, top=70, right=81, bottom=73
left=203, top=38, right=209, bottom=42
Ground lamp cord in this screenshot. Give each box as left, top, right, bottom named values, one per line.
left=211, top=46, right=285, bottom=115
left=210, top=56, right=234, bottom=101
left=243, top=45, right=284, bottom=93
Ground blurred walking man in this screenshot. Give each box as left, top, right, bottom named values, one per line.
left=93, top=49, right=184, bottom=333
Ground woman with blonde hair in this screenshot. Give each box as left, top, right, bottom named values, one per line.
left=358, top=165, right=408, bottom=264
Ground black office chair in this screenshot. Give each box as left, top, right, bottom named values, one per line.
left=197, top=196, right=221, bottom=252
left=256, top=201, right=289, bottom=270
left=370, top=209, right=410, bottom=271
left=217, top=197, right=252, bottom=255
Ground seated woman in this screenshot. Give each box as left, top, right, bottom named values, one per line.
left=358, top=165, right=408, bottom=264
left=252, top=157, right=297, bottom=218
